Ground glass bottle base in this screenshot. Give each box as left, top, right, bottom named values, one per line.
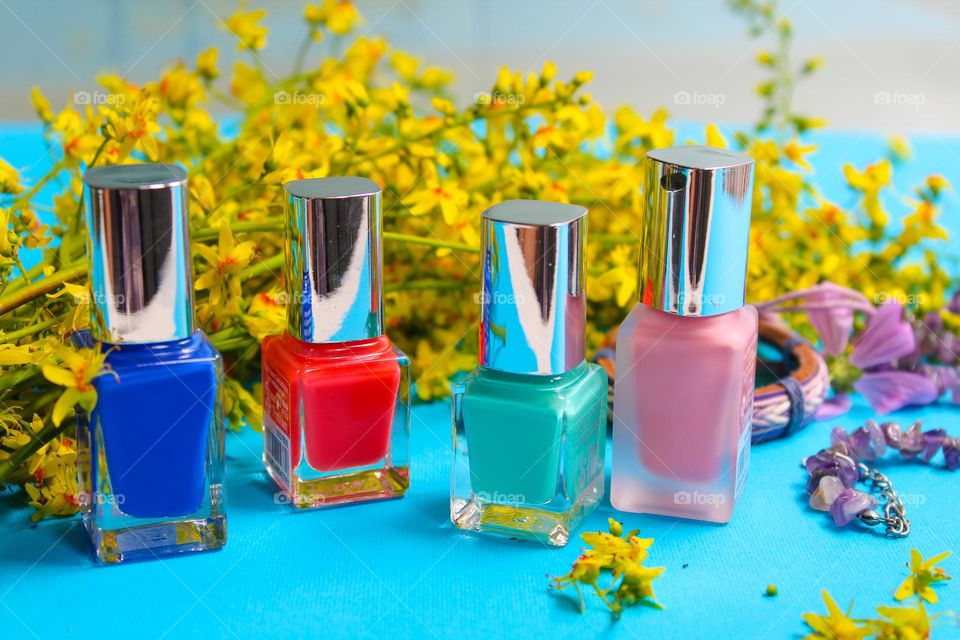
left=83, top=514, right=226, bottom=565
left=265, top=458, right=409, bottom=509
left=450, top=473, right=603, bottom=547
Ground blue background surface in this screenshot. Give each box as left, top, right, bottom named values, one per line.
left=1, top=125, right=959, bottom=639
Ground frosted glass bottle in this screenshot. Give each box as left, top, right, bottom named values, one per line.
left=611, top=145, right=757, bottom=523
left=612, top=304, right=757, bottom=522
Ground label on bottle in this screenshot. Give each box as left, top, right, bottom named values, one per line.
left=734, top=333, right=758, bottom=499
left=263, top=368, right=292, bottom=489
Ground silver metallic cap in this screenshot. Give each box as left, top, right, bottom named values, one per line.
left=284, top=177, right=383, bottom=343
left=83, top=163, right=194, bottom=344
left=479, top=200, right=587, bottom=375
left=638, top=145, right=754, bottom=317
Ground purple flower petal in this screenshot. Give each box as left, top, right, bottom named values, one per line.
left=830, top=488, right=878, bottom=526
left=850, top=301, right=917, bottom=369
left=853, top=370, right=940, bottom=414
left=814, top=393, right=852, bottom=419
left=805, top=286, right=855, bottom=356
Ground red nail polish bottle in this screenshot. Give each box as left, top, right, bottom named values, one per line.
left=262, top=177, right=410, bottom=508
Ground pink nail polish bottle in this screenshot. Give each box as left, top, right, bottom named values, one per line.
left=611, top=146, right=757, bottom=523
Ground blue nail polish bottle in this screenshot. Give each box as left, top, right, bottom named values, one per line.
left=75, top=164, right=226, bottom=564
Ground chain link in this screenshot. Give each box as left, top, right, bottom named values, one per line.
left=857, top=462, right=910, bottom=537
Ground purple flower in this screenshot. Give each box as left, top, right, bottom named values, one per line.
left=805, top=283, right=857, bottom=356
left=830, top=488, right=878, bottom=526
left=814, top=392, right=852, bottom=420
left=850, top=301, right=917, bottom=369
left=853, top=370, right=939, bottom=415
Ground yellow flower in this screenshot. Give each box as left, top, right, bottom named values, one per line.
left=784, top=139, right=817, bottom=171
left=194, top=222, right=257, bottom=310
left=41, top=344, right=112, bottom=426
left=196, top=48, right=219, bottom=81
left=925, top=174, right=949, bottom=197
left=30, top=86, right=54, bottom=124
left=802, top=591, right=870, bottom=640
left=102, top=92, right=162, bottom=161
left=404, top=180, right=469, bottom=224
left=895, top=549, right=951, bottom=604
left=843, top=160, right=892, bottom=193
left=244, top=291, right=287, bottom=341
left=873, top=601, right=932, bottom=640
left=304, top=0, right=361, bottom=35
left=0, top=157, right=23, bottom=194
left=705, top=123, right=728, bottom=149
left=225, top=7, right=268, bottom=51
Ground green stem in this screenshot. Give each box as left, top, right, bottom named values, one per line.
left=193, top=220, right=284, bottom=241
left=208, top=176, right=265, bottom=216
left=0, top=263, right=87, bottom=316
left=239, top=254, right=284, bottom=279
left=590, top=234, right=635, bottom=245
left=383, top=232, right=479, bottom=254
left=3, top=315, right=61, bottom=342
left=385, top=279, right=472, bottom=293
left=344, top=99, right=562, bottom=169
left=7, top=160, right=67, bottom=211
left=292, top=31, right=314, bottom=76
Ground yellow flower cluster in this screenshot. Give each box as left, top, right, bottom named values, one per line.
left=0, top=1, right=952, bottom=519
left=803, top=549, right=951, bottom=639
left=552, top=517, right=664, bottom=616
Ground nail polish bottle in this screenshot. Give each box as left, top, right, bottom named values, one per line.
left=76, top=164, right=226, bottom=564
left=611, top=146, right=757, bottom=523
left=451, top=200, right=607, bottom=546
left=261, top=177, right=410, bottom=508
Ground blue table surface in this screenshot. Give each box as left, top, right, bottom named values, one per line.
left=2, top=124, right=960, bottom=640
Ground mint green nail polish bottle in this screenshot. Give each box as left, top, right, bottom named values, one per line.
left=450, top=200, right=607, bottom=547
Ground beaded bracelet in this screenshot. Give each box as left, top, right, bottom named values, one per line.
left=593, top=317, right=830, bottom=443
left=804, top=420, right=960, bottom=537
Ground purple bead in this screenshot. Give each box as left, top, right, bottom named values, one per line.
left=865, top=419, right=887, bottom=457
left=830, top=489, right=878, bottom=527
left=943, top=438, right=960, bottom=470
left=899, top=422, right=925, bottom=459
left=831, top=427, right=852, bottom=451
left=805, top=449, right=859, bottom=493
left=849, top=421, right=887, bottom=462
left=920, top=429, right=947, bottom=463
left=882, top=422, right=902, bottom=448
